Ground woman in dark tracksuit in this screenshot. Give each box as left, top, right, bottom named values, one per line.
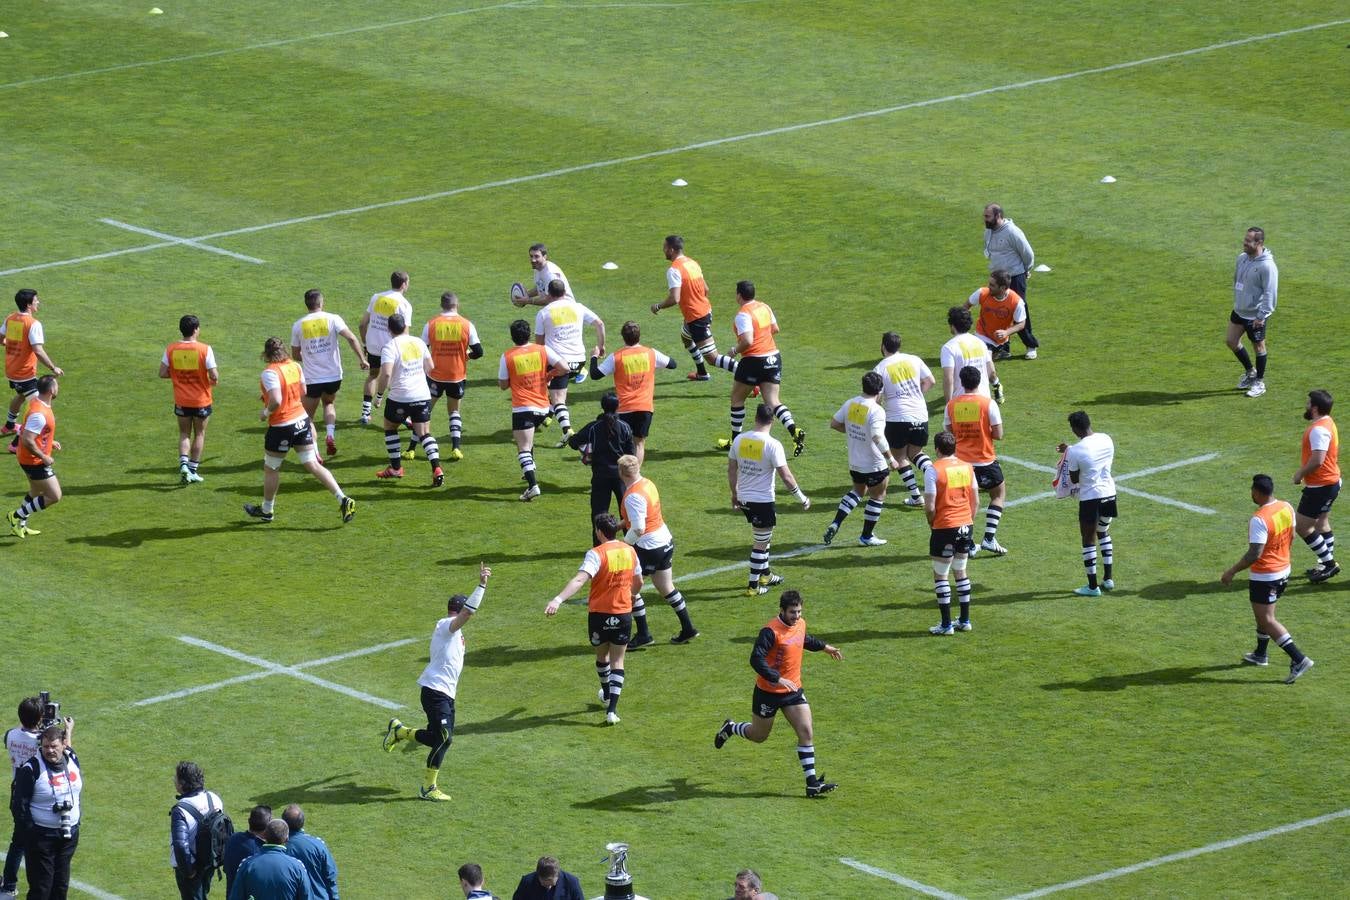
left=570, top=392, right=636, bottom=544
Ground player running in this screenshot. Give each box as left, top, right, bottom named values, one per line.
left=940, top=305, right=1001, bottom=403
left=290, top=288, right=367, bottom=458
left=359, top=271, right=412, bottom=424
left=2, top=290, right=63, bottom=454
left=7, top=375, right=62, bottom=538
left=159, top=314, right=219, bottom=483
left=823, top=372, right=900, bottom=546
left=499, top=320, right=568, bottom=501
left=535, top=280, right=605, bottom=447
left=619, top=454, right=699, bottom=645
left=714, top=590, right=842, bottom=798
left=589, top=321, right=678, bottom=465
left=513, top=243, right=574, bottom=308
left=945, top=365, right=1008, bottom=556
left=373, top=314, right=443, bottom=486
left=650, top=235, right=729, bottom=381
left=924, top=430, right=978, bottom=634
left=717, top=282, right=805, bottom=457
left=728, top=404, right=810, bottom=595
left=422, top=292, right=483, bottom=461
left=873, top=330, right=935, bottom=508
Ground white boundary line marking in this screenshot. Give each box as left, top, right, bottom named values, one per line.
left=0, top=852, right=126, bottom=900
left=100, top=218, right=264, bottom=264
left=3, top=19, right=1346, bottom=278
left=133, top=636, right=413, bottom=709
left=1001, top=453, right=1219, bottom=515
left=839, top=858, right=968, bottom=899
left=1002, top=807, right=1350, bottom=899
left=0, top=1, right=540, bottom=92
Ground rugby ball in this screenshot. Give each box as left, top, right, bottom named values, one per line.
left=510, top=282, right=527, bottom=306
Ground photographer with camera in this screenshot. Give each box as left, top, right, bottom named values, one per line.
left=9, top=720, right=79, bottom=900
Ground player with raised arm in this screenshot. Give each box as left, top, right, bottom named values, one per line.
left=290, top=288, right=367, bottom=458
left=422, top=292, right=483, bottom=461
left=873, top=330, right=935, bottom=508
left=728, top=404, right=810, bottom=595
left=714, top=590, right=842, bottom=798
left=823, top=372, right=900, bottom=546
left=159, top=314, right=218, bottom=483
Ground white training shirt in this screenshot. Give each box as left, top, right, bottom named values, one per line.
left=6, top=727, right=39, bottom=774
left=380, top=335, right=432, bottom=402
left=533, top=260, right=573, bottom=300
left=967, top=289, right=1026, bottom=348
left=291, top=311, right=350, bottom=383
left=0, top=319, right=43, bottom=345
left=873, top=352, right=933, bottom=423
left=833, top=395, right=889, bottom=473
left=940, top=333, right=991, bottom=397
left=364, top=290, right=413, bottom=357
left=730, top=431, right=787, bottom=503
left=623, top=489, right=673, bottom=549
left=418, top=617, right=468, bottom=698
left=1067, top=432, right=1116, bottom=501
left=1248, top=513, right=1291, bottom=581
left=534, top=299, right=601, bottom=364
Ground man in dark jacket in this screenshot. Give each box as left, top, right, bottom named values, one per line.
left=221, top=806, right=271, bottom=895
left=281, top=805, right=338, bottom=899
left=512, top=856, right=583, bottom=900
left=228, top=820, right=308, bottom=900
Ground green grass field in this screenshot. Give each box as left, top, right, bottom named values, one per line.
left=2, top=1, right=1348, bottom=897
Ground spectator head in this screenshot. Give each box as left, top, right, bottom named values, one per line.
left=281, top=804, right=305, bottom=832
left=458, top=863, right=485, bottom=894
left=535, top=856, right=561, bottom=888
left=18, top=696, right=41, bottom=730
left=247, top=806, right=273, bottom=835
left=175, top=761, right=205, bottom=795
left=262, top=819, right=290, bottom=846
left=734, top=868, right=764, bottom=898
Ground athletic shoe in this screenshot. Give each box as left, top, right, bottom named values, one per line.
left=628, top=633, right=655, bottom=650
left=326, top=436, right=338, bottom=457
left=714, top=718, right=734, bottom=749
left=340, top=496, right=356, bottom=523
left=806, top=778, right=838, bottom=798
left=992, top=382, right=1005, bottom=404
left=573, top=369, right=587, bottom=385
left=605, top=711, right=621, bottom=725
left=745, top=585, right=770, bottom=596
left=822, top=523, right=839, bottom=544
left=375, top=466, right=404, bottom=479
left=1284, top=657, right=1314, bottom=684
left=7, top=511, right=26, bottom=537
left=382, top=718, right=403, bottom=751
left=980, top=538, right=1008, bottom=556
left=448, top=447, right=464, bottom=461
left=715, top=437, right=732, bottom=450
left=929, top=623, right=954, bottom=635
left=1101, top=578, right=1115, bottom=591
left=402, top=441, right=417, bottom=460
left=358, top=413, right=371, bottom=425
left=14, top=523, right=38, bottom=538
left=419, top=786, right=452, bottom=802
left=179, top=465, right=191, bottom=484
left=670, top=629, right=700, bottom=645
left=1237, top=371, right=1258, bottom=389
left=519, top=484, right=541, bottom=502
left=992, top=347, right=1012, bottom=361
left=554, top=436, right=570, bottom=449
left=1241, top=652, right=1269, bottom=667
left=1246, top=380, right=1266, bottom=398
left=243, top=503, right=274, bottom=523
left=183, top=471, right=204, bottom=484
left=1074, top=585, right=1102, bottom=597
left=1024, top=348, right=1038, bottom=360
left=0, top=423, right=15, bottom=435
left=858, top=534, right=887, bottom=547
left=432, top=466, right=444, bottom=487
left=954, top=620, right=973, bottom=632
left=903, top=496, right=924, bottom=508
left=1308, top=562, right=1340, bottom=583
left=759, top=573, right=785, bottom=588
left=792, top=427, right=807, bottom=457
left=687, top=371, right=711, bottom=381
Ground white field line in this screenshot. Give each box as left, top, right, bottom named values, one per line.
left=1001, top=453, right=1218, bottom=515
left=1115, top=486, right=1215, bottom=516
left=0, top=852, right=125, bottom=900
left=839, top=858, right=968, bottom=900
left=3, top=18, right=1346, bottom=278
left=1116, top=453, right=1220, bottom=481
left=100, top=218, right=264, bottom=264
left=0, top=1, right=541, bottom=92
left=1003, top=807, right=1350, bottom=899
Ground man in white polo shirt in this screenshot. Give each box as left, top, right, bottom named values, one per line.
left=873, top=330, right=935, bottom=508
left=290, top=288, right=367, bottom=457
left=1060, top=410, right=1118, bottom=597
left=374, top=314, right=442, bottom=486
left=359, top=271, right=412, bottom=424
left=728, top=404, right=810, bottom=596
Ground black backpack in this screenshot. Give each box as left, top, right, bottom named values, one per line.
left=176, top=795, right=234, bottom=880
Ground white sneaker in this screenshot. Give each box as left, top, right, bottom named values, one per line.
left=902, top=496, right=924, bottom=508
left=1284, top=657, right=1314, bottom=684
left=1246, top=380, right=1266, bottom=398
left=605, top=711, right=621, bottom=725
left=1237, top=371, right=1258, bottom=389
left=858, top=535, right=887, bottom=546
left=980, top=538, right=1008, bottom=556
left=1024, top=348, right=1038, bottom=360
left=519, top=484, right=541, bottom=501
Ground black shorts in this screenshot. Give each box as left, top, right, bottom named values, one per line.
left=20, top=463, right=54, bottom=481
left=681, top=313, right=714, bottom=345
left=173, top=405, right=212, bottom=419
left=385, top=398, right=431, bottom=425
left=512, top=410, right=548, bottom=432
left=419, top=686, right=456, bottom=743
left=974, top=461, right=1005, bottom=490
left=751, top=686, right=807, bottom=719
left=264, top=419, right=314, bottom=454
left=427, top=379, right=466, bottom=400
left=366, top=351, right=383, bottom=370
left=588, top=611, right=632, bottom=647
left=1248, top=578, right=1288, bottom=605
left=929, top=525, right=973, bottom=558
left=849, top=468, right=891, bottom=488
left=619, top=410, right=653, bottom=439
left=7, top=378, right=37, bottom=397
left=1078, top=495, right=1119, bottom=525
left=734, top=353, right=782, bottom=387
left=548, top=361, right=585, bottom=391
left=885, top=421, right=928, bottom=449
left=1229, top=309, right=1267, bottom=343
left=635, top=542, right=674, bottom=575
left=740, top=501, right=777, bottom=528
left=305, top=380, right=341, bottom=399
left=1297, top=483, right=1340, bottom=518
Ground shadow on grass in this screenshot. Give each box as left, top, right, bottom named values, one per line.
left=255, top=773, right=411, bottom=807
left=572, top=776, right=786, bottom=813
left=646, top=447, right=731, bottom=462
left=1040, top=663, right=1256, bottom=692
left=65, top=522, right=337, bottom=547
left=467, top=643, right=592, bottom=668
left=881, top=588, right=1065, bottom=610
left=1087, top=388, right=1235, bottom=406
left=68, top=481, right=189, bottom=496
left=455, top=705, right=594, bottom=736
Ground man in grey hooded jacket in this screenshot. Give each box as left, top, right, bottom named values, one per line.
left=1226, top=226, right=1279, bottom=398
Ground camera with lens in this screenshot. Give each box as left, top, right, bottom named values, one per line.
left=38, top=691, right=61, bottom=730
left=52, top=799, right=74, bottom=839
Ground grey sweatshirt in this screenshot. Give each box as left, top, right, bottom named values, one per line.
left=1233, top=249, right=1278, bottom=320
left=984, top=220, right=1034, bottom=276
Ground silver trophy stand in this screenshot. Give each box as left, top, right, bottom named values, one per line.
left=590, top=842, right=650, bottom=900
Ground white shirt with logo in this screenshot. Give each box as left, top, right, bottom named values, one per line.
left=533, top=261, right=573, bottom=301
left=1066, top=432, right=1116, bottom=501
left=939, top=333, right=991, bottom=397
left=364, top=291, right=413, bottom=357
left=731, top=431, right=787, bottom=503
left=535, top=299, right=600, bottom=364
left=291, top=311, right=350, bottom=383
left=833, top=395, right=889, bottom=473
left=873, top=352, right=932, bottom=423
left=380, top=335, right=432, bottom=402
